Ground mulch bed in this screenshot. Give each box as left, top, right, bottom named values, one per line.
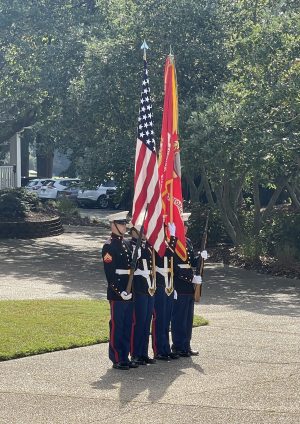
left=0, top=211, right=58, bottom=223
left=209, top=245, right=300, bottom=280
left=59, top=214, right=109, bottom=227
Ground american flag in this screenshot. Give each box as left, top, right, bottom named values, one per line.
left=131, top=59, right=166, bottom=257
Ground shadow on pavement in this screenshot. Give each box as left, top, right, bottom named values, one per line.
left=202, top=264, right=300, bottom=317
left=0, top=231, right=107, bottom=298
left=91, top=358, right=204, bottom=404
left=0, top=227, right=299, bottom=316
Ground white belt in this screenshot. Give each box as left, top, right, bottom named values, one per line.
left=135, top=259, right=155, bottom=291
left=134, top=269, right=151, bottom=277
left=178, top=264, right=191, bottom=269
left=156, top=266, right=171, bottom=276
left=157, top=258, right=172, bottom=292
left=115, top=269, right=130, bottom=275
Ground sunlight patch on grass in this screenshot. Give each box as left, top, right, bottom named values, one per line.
left=0, top=299, right=208, bottom=361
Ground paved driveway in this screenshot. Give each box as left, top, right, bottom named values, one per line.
left=0, top=225, right=299, bottom=423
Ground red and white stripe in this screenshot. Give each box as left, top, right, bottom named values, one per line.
left=132, top=138, right=165, bottom=256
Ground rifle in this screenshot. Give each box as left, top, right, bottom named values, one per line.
left=125, top=205, right=148, bottom=295
left=194, top=211, right=210, bottom=302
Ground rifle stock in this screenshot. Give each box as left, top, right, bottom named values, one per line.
left=194, top=211, right=210, bottom=302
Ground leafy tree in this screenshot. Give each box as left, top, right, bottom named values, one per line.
left=186, top=0, right=300, bottom=248
left=0, top=0, right=89, bottom=174
left=57, top=0, right=228, bottom=195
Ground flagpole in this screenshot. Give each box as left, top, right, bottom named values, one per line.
left=169, top=46, right=175, bottom=296
left=141, top=39, right=149, bottom=60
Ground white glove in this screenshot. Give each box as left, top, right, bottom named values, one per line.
left=201, top=250, right=208, bottom=260
left=120, top=291, right=132, bottom=300
left=192, top=275, right=202, bottom=285
left=168, top=222, right=176, bottom=237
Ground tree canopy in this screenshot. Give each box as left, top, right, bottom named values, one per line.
left=0, top=0, right=299, bottom=247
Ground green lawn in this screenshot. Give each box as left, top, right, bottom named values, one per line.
left=0, top=299, right=208, bottom=361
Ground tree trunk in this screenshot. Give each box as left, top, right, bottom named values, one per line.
left=262, top=176, right=288, bottom=222
left=215, top=186, right=238, bottom=244
left=253, top=176, right=261, bottom=236
left=201, top=167, right=215, bottom=207
left=184, top=173, right=199, bottom=202
left=251, top=175, right=262, bottom=260
left=286, top=182, right=300, bottom=210
left=36, top=133, right=54, bottom=178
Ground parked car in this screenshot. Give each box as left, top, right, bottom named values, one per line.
left=56, top=183, right=81, bottom=202
left=77, top=181, right=117, bottom=209
left=25, top=178, right=54, bottom=192
left=38, top=178, right=81, bottom=200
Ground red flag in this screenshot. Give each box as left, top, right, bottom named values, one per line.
left=131, top=58, right=166, bottom=257
left=158, top=55, right=186, bottom=260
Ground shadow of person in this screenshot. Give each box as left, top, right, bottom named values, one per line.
left=91, top=357, right=204, bottom=405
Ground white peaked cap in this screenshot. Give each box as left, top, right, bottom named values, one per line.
left=182, top=212, right=191, bottom=222
left=107, top=211, right=129, bottom=223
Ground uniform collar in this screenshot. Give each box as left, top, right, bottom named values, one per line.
left=111, top=233, right=123, bottom=240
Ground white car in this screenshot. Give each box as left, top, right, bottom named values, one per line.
left=77, top=181, right=117, bottom=208
left=25, top=178, right=54, bottom=192
left=38, top=178, right=81, bottom=200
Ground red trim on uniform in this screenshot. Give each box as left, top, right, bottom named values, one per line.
left=152, top=308, right=157, bottom=354
left=130, top=308, right=136, bottom=355
left=110, top=301, right=119, bottom=363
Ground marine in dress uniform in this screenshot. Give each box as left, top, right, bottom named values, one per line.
left=102, top=211, right=138, bottom=370
left=152, top=222, right=180, bottom=360
left=129, top=224, right=156, bottom=365
left=171, top=213, right=201, bottom=357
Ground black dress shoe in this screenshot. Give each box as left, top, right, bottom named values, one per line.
left=188, top=349, right=199, bottom=356
left=172, top=348, right=191, bottom=357
left=128, top=360, right=139, bottom=368
left=131, top=357, right=146, bottom=365
left=142, top=356, right=156, bottom=364
left=113, top=362, right=130, bottom=370
left=154, top=354, right=170, bottom=361
left=168, top=352, right=180, bottom=359
left=177, top=351, right=191, bottom=357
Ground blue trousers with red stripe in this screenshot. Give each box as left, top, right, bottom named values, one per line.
left=152, top=286, right=174, bottom=356
left=109, top=300, right=133, bottom=364
left=131, top=293, right=155, bottom=358
left=171, top=294, right=194, bottom=352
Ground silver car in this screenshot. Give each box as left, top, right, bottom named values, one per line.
left=25, top=178, right=54, bottom=192
left=77, top=181, right=117, bottom=208
left=38, top=179, right=81, bottom=200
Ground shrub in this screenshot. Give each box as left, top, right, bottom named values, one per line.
left=0, top=188, right=41, bottom=217
left=186, top=202, right=232, bottom=248
left=261, top=207, right=300, bottom=260
left=0, top=188, right=41, bottom=219
left=0, top=192, right=27, bottom=218
left=56, top=198, right=79, bottom=216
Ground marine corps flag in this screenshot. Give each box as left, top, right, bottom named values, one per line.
left=158, top=54, right=186, bottom=260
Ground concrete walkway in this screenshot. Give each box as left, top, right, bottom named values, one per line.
left=0, top=226, right=299, bottom=423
